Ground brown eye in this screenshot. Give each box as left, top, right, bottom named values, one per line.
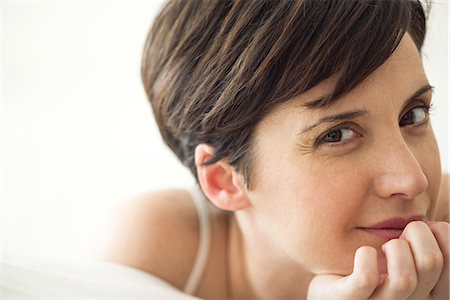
left=399, top=105, right=429, bottom=127
left=317, top=127, right=357, bottom=145
left=322, top=129, right=342, bottom=142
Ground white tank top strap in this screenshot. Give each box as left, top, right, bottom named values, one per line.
left=183, top=185, right=212, bottom=294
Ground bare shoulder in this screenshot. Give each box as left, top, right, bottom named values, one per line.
left=435, top=173, right=449, bottom=222
left=90, top=188, right=200, bottom=290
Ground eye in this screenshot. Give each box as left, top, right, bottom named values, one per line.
left=399, top=104, right=430, bottom=127
left=315, top=127, right=359, bottom=146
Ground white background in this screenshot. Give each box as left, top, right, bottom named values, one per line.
left=1, top=1, right=448, bottom=260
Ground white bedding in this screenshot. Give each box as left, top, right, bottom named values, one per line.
left=1, top=258, right=199, bottom=299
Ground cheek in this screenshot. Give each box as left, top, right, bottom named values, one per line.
left=290, top=167, right=368, bottom=272
left=279, top=154, right=368, bottom=224
left=412, top=132, right=441, bottom=213
left=251, top=152, right=369, bottom=272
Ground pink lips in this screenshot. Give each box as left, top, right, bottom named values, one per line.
left=358, top=215, right=424, bottom=241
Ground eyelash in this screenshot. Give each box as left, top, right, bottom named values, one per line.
left=314, top=102, right=433, bottom=148
left=313, top=125, right=360, bottom=148
left=399, top=103, right=433, bottom=127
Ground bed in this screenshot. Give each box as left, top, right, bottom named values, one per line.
left=2, top=257, right=199, bottom=299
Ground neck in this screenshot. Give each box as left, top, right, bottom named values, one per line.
left=226, top=214, right=314, bottom=300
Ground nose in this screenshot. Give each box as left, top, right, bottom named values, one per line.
left=372, top=134, right=429, bottom=200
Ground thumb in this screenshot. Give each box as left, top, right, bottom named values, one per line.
left=308, top=246, right=379, bottom=300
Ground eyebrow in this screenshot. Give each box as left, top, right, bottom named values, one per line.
left=401, top=84, right=434, bottom=109
left=299, top=84, right=434, bottom=135
left=299, top=110, right=368, bottom=134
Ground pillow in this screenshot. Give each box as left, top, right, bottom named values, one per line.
left=2, top=257, right=199, bottom=299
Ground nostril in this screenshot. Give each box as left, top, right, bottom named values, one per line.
left=372, top=134, right=430, bottom=200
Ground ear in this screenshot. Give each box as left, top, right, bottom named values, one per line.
left=195, top=144, right=251, bottom=211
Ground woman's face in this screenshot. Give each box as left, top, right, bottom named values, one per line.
left=245, top=33, right=441, bottom=275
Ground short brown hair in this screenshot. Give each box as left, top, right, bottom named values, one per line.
left=141, top=0, right=427, bottom=186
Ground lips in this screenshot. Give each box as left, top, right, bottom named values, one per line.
left=357, top=215, right=424, bottom=241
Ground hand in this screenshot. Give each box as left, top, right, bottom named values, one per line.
left=425, top=221, right=449, bottom=299
left=307, top=221, right=449, bottom=300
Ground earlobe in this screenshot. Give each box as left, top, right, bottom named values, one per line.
left=195, top=144, right=251, bottom=211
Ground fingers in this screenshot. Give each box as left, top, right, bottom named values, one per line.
left=307, top=246, right=379, bottom=300
left=427, top=221, right=449, bottom=299
left=341, top=246, right=380, bottom=299
left=371, top=239, right=417, bottom=300
left=307, top=274, right=343, bottom=300
left=308, top=221, right=448, bottom=300
left=400, top=221, right=444, bottom=299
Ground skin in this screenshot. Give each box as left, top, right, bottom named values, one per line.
left=93, top=33, right=449, bottom=300
left=197, top=33, right=448, bottom=299
left=241, top=33, right=439, bottom=274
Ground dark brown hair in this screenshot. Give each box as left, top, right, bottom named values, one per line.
left=141, top=0, right=427, bottom=187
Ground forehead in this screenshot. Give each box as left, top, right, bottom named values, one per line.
left=259, top=33, right=427, bottom=127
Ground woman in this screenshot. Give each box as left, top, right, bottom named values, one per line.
left=94, top=0, right=449, bottom=299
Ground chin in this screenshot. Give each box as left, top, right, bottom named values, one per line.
left=312, top=267, right=352, bottom=277
left=310, top=259, right=354, bottom=277
left=311, top=248, right=387, bottom=277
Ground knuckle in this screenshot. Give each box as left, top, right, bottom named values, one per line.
left=417, top=252, right=444, bottom=272
left=383, top=238, right=407, bottom=250
left=384, top=239, right=399, bottom=248
left=358, top=245, right=377, bottom=254
left=354, top=273, right=379, bottom=290
left=432, top=221, right=450, bottom=233
left=405, top=220, right=427, bottom=232
left=390, top=274, right=417, bottom=293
